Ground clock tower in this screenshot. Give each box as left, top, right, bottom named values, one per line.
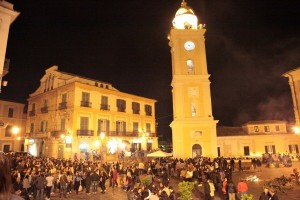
left=169, top=0, right=218, bottom=158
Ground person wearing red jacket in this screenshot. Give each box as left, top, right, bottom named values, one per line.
left=237, top=179, right=248, bottom=199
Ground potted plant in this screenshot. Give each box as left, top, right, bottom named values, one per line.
left=241, top=193, right=254, bottom=200
left=178, top=181, right=196, bottom=200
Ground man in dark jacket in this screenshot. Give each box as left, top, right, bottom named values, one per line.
left=90, top=170, right=99, bottom=194
left=34, top=173, right=46, bottom=200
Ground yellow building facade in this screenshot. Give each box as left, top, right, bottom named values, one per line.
left=25, top=66, right=158, bottom=160
left=217, top=121, right=299, bottom=157
left=283, top=68, right=300, bottom=126
left=169, top=1, right=218, bottom=158
left=0, top=100, right=26, bottom=152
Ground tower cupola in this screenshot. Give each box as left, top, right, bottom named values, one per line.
left=172, top=0, right=198, bottom=29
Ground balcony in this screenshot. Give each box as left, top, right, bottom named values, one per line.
left=51, top=130, right=67, bottom=138
left=104, top=131, right=156, bottom=137
left=41, top=106, right=48, bottom=113
left=100, top=104, right=110, bottom=111
left=117, top=107, right=126, bottom=112
left=77, top=130, right=94, bottom=136
left=59, top=102, right=67, bottom=110
left=81, top=101, right=92, bottom=107
left=26, top=132, right=49, bottom=139
left=132, top=109, right=140, bottom=114
left=29, top=110, right=35, bottom=117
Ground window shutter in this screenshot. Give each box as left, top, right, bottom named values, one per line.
left=296, top=145, right=299, bottom=154
left=106, top=120, right=110, bottom=133
left=265, top=146, right=268, bottom=153
left=272, top=145, right=276, bottom=154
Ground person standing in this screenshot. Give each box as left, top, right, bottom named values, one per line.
left=226, top=179, right=236, bottom=200
left=237, top=179, right=248, bottom=199
left=73, top=171, right=82, bottom=194
left=34, top=173, right=46, bottom=200
left=45, top=173, right=54, bottom=200
left=85, top=172, right=91, bottom=195
left=112, top=167, right=118, bottom=188
left=0, top=154, right=24, bottom=200
left=59, top=172, right=68, bottom=198
left=269, top=187, right=279, bottom=200
left=99, top=170, right=107, bottom=193
left=259, top=187, right=270, bottom=200
left=203, top=179, right=211, bottom=200
left=90, top=170, right=99, bottom=194
left=208, top=179, right=216, bottom=200
left=222, top=178, right=228, bottom=200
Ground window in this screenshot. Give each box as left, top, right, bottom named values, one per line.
left=59, top=93, right=67, bottom=109
left=116, top=99, right=126, bottom=112
left=132, top=102, right=140, bottom=114
left=5, top=125, right=12, bottom=137
left=101, top=96, right=109, bottom=110
left=275, top=125, right=280, bottom=132
left=80, top=117, right=89, bottom=130
left=265, top=145, right=276, bottom=154
left=244, top=146, right=250, bottom=156
left=8, top=108, right=14, bottom=118
left=145, top=105, right=152, bottom=116
left=187, top=59, right=194, bottom=74
left=43, top=99, right=48, bottom=107
left=30, top=123, right=34, bottom=133
left=146, top=123, right=151, bottom=133
left=40, top=121, right=48, bottom=132
left=133, top=122, right=139, bottom=133
left=288, top=144, right=299, bottom=154
left=254, top=126, right=259, bottom=132
left=98, top=119, right=110, bottom=133
left=81, top=92, right=90, bottom=107
left=62, top=93, right=67, bottom=103
left=61, top=118, right=66, bottom=131
left=3, top=144, right=10, bottom=153
left=32, top=103, right=36, bottom=111
left=116, top=121, right=126, bottom=135
left=264, top=126, right=270, bottom=132
left=191, top=103, right=196, bottom=117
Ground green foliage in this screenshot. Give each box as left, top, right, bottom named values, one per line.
left=140, top=175, right=152, bottom=186
left=178, top=181, right=196, bottom=200
left=241, top=194, right=254, bottom=200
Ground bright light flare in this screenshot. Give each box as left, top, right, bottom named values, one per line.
left=107, top=139, right=119, bottom=154
left=94, top=140, right=100, bottom=148
left=293, top=126, right=300, bottom=134
left=12, top=126, right=20, bottom=134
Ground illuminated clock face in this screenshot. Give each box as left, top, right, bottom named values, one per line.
left=184, top=41, right=195, bottom=51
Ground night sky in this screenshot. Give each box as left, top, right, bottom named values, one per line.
left=2, top=0, right=300, bottom=140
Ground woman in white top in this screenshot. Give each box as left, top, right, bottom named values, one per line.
left=45, top=173, right=54, bottom=200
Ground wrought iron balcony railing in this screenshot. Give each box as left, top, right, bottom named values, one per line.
left=77, top=130, right=94, bottom=136
left=81, top=101, right=92, bottom=107
left=59, top=102, right=67, bottom=110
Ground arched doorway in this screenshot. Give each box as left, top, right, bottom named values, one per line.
left=192, top=144, right=202, bottom=158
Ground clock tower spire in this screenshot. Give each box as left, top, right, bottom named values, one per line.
left=169, top=1, right=218, bottom=158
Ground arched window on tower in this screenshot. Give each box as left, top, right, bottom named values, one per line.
left=187, top=59, right=194, bottom=74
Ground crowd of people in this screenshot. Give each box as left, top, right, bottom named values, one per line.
left=0, top=152, right=284, bottom=200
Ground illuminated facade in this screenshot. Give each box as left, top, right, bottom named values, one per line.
left=0, top=100, right=26, bottom=152
left=0, top=1, right=19, bottom=92
left=283, top=68, right=300, bottom=126
left=169, top=1, right=218, bottom=158
left=217, top=121, right=299, bottom=157
left=25, top=66, right=158, bottom=159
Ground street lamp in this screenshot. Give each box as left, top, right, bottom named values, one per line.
left=11, top=126, right=20, bottom=134
left=293, top=126, right=300, bottom=135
